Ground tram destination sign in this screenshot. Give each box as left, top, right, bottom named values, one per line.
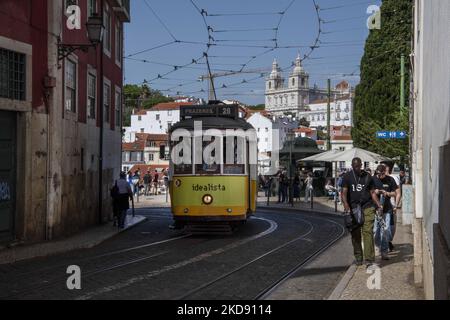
left=181, top=104, right=239, bottom=120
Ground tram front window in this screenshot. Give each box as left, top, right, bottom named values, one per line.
left=223, top=136, right=245, bottom=175
left=195, top=138, right=221, bottom=175
left=171, top=138, right=193, bottom=175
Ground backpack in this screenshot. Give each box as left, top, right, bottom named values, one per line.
left=110, top=181, right=119, bottom=199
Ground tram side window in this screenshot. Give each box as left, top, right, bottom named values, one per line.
left=171, top=138, right=193, bottom=175
left=223, top=136, right=245, bottom=175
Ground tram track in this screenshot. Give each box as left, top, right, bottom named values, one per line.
left=0, top=217, right=277, bottom=300
left=1, top=210, right=346, bottom=300
left=175, top=215, right=346, bottom=300
left=255, top=216, right=346, bottom=300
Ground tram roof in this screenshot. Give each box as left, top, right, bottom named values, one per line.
left=169, top=117, right=254, bottom=132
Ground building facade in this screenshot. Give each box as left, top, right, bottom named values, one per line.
left=412, top=0, right=450, bottom=300
left=265, top=56, right=310, bottom=116
left=299, top=95, right=353, bottom=129
left=123, top=102, right=193, bottom=142
left=265, top=55, right=353, bottom=118
left=122, top=133, right=169, bottom=174
left=0, top=0, right=130, bottom=244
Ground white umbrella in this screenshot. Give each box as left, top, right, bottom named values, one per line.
left=299, top=149, right=344, bottom=162
left=330, top=147, right=391, bottom=163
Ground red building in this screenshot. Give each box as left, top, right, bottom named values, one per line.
left=0, top=0, right=130, bottom=244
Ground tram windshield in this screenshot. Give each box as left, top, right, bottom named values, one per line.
left=171, top=134, right=246, bottom=175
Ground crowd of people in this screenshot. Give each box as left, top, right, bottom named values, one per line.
left=259, top=159, right=407, bottom=269
left=259, top=170, right=315, bottom=204
left=126, top=168, right=169, bottom=197
left=341, top=158, right=404, bottom=269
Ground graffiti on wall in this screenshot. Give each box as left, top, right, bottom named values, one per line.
left=0, top=181, right=11, bottom=202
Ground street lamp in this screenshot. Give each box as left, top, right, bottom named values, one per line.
left=58, top=14, right=104, bottom=61
left=287, top=132, right=295, bottom=207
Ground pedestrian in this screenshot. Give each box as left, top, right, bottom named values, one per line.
left=325, top=179, right=337, bottom=200
left=337, top=171, right=345, bottom=205
left=293, top=173, right=301, bottom=202
left=132, top=170, right=140, bottom=197
left=381, top=162, right=402, bottom=250
left=341, top=157, right=383, bottom=268
left=277, top=170, right=287, bottom=203
left=304, top=172, right=314, bottom=203
left=111, top=172, right=133, bottom=229
left=143, top=170, right=151, bottom=196
left=153, top=169, right=159, bottom=195
left=372, top=164, right=399, bottom=260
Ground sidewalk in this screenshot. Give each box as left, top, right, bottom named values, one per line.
left=0, top=215, right=146, bottom=265
left=329, top=213, right=424, bottom=300
left=133, top=193, right=171, bottom=208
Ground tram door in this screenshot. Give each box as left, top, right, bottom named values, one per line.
left=0, top=111, right=16, bottom=242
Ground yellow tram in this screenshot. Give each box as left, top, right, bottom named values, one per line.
left=168, top=103, right=257, bottom=229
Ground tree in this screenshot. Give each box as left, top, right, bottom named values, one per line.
left=352, top=0, right=412, bottom=161
left=299, top=117, right=310, bottom=128
left=122, top=84, right=173, bottom=126
left=248, top=104, right=265, bottom=111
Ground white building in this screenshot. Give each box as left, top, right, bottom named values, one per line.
left=299, top=95, right=353, bottom=129
left=246, top=112, right=299, bottom=174
left=265, top=54, right=353, bottom=118
left=123, top=102, right=193, bottom=142
left=411, top=0, right=450, bottom=300
left=265, top=56, right=310, bottom=116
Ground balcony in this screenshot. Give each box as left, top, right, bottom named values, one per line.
left=111, top=0, right=130, bottom=22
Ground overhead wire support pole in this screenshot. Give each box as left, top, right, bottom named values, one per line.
left=204, top=52, right=217, bottom=101
left=400, top=54, right=405, bottom=116
left=327, top=79, right=331, bottom=151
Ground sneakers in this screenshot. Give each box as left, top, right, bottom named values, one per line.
left=381, top=254, right=390, bottom=261
left=389, top=242, right=395, bottom=252
left=366, top=261, right=379, bottom=270
left=354, top=259, right=364, bottom=266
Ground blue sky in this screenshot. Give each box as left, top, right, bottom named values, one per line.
left=124, top=0, right=382, bottom=105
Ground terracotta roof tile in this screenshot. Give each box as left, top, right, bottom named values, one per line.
left=122, top=140, right=146, bottom=151
left=332, top=135, right=353, bottom=141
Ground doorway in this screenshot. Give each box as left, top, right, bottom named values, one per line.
left=0, top=110, right=16, bottom=242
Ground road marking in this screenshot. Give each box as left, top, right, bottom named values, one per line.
left=76, top=217, right=278, bottom=300
left=92, top=235, right=190, bottom=259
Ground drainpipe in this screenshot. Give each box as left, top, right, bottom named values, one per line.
left=98, top=0, right=104, bottom=224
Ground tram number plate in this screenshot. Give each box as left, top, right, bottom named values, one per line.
left=217, top=106, right=237, bottom=118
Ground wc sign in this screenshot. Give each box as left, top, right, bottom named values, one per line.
left=66, top=5, right=82, bottom=30
left=376, top=131, right=408, bottom=139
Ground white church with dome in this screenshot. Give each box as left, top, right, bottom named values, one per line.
left=265, top=55, right=353, bottom=119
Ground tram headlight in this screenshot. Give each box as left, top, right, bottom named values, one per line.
left=202, top=194, right=213, bottom=205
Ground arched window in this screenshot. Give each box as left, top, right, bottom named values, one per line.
left=269, top=82, right=272, bottom=90
left=292, top=78, right=295, bottom=86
